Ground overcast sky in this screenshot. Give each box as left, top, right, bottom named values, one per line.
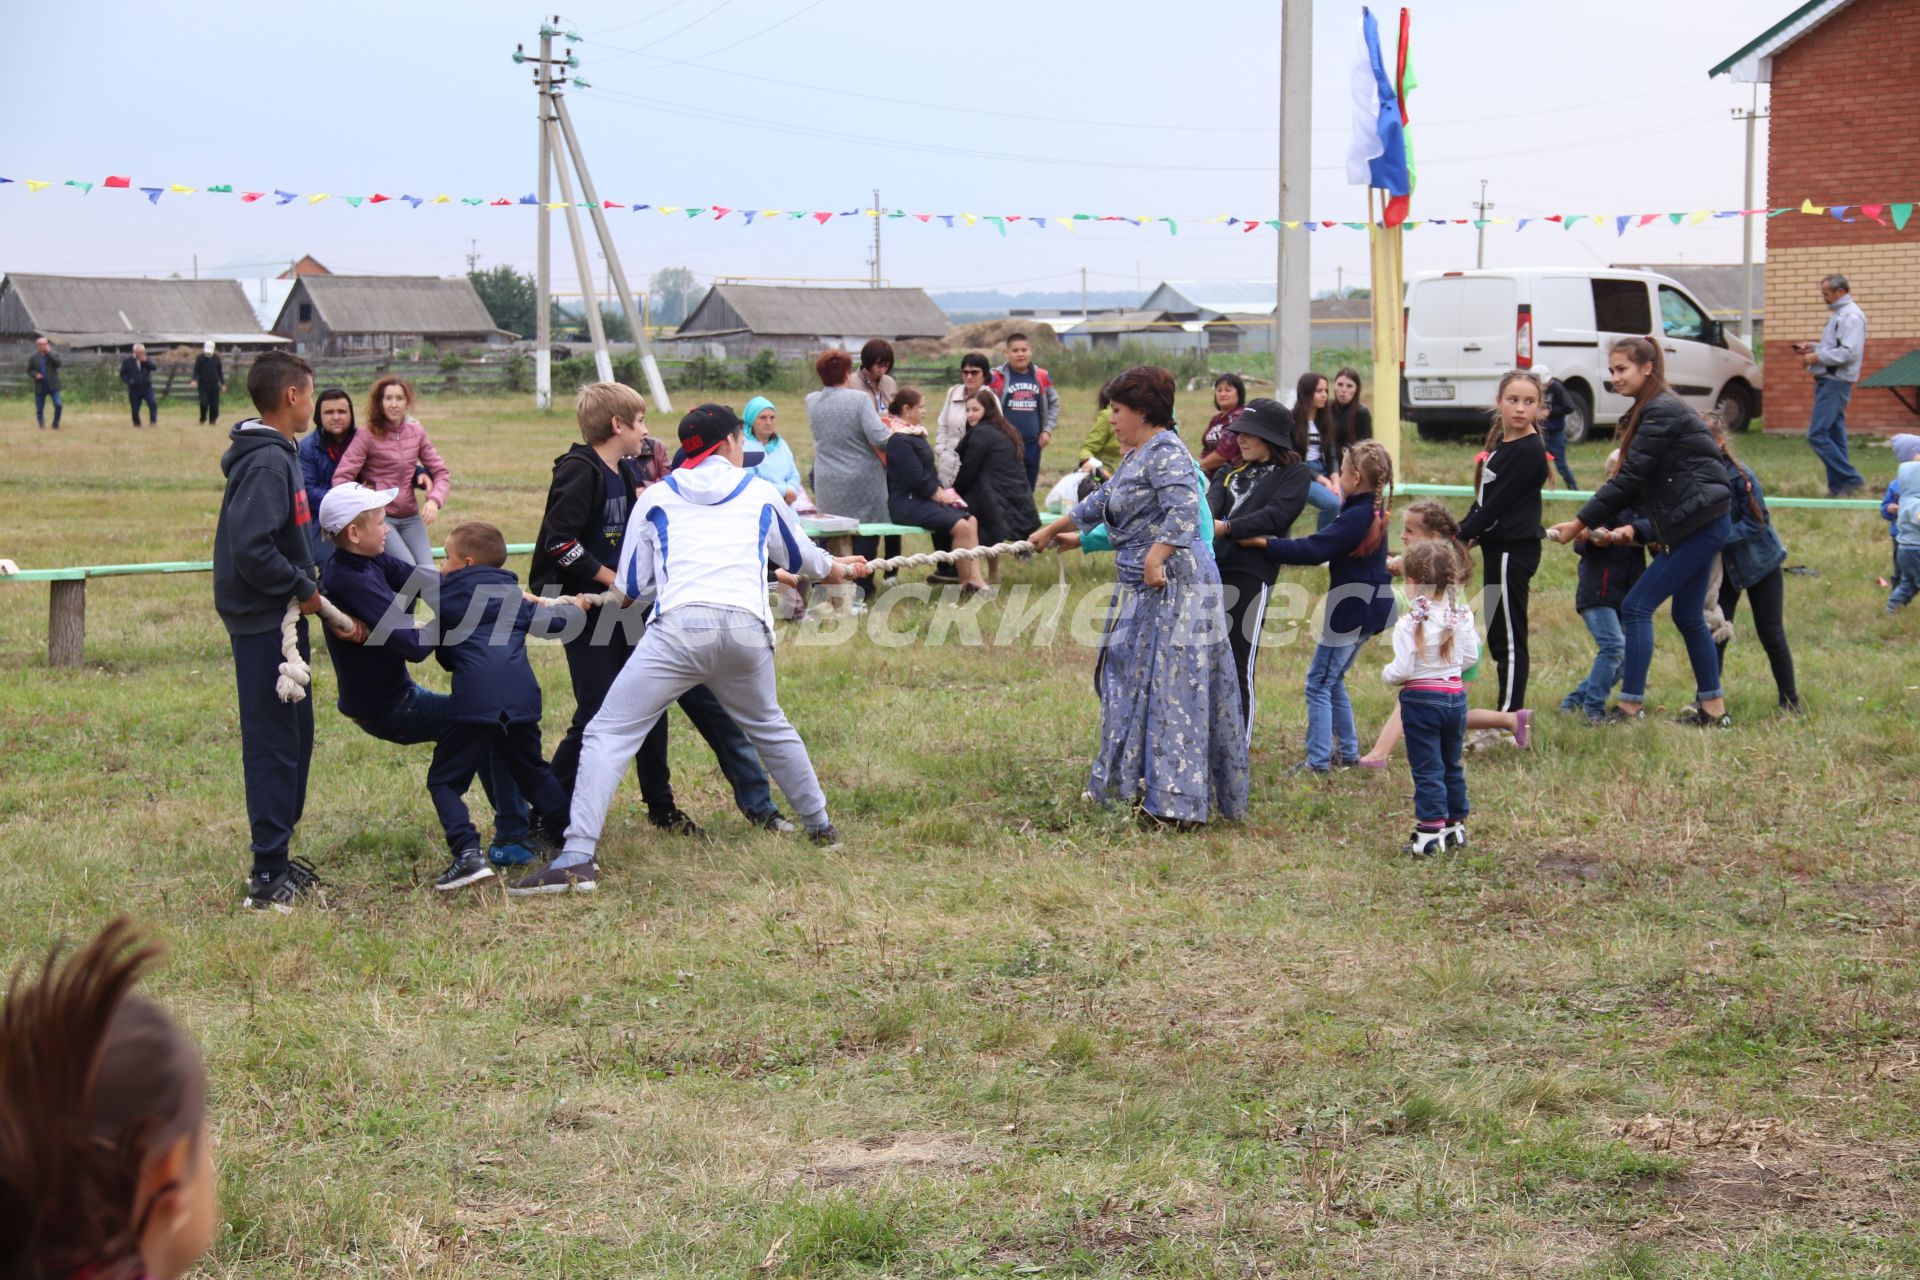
left=1, top=0, right=1786, bottom=301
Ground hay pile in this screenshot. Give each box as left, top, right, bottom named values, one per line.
left=938, top=318, right=1062, bottom=358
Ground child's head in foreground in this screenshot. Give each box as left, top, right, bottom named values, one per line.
left=443, top=521, right=509, bottom=573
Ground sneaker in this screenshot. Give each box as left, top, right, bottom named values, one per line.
left=487, top=840, right=537, bottom=868
left=926, top=570, right=961, bottom=586
left=508, top=857, right=599, bottom=895
left=1673, top=706, right=1733, bottom=729
left=1442, top=822, right=1468, bottom=851
left=1778, top=697, right=1804, bottom=717
left=433, top=848, right=495, bottom=892
left=758, top=811, right=798, bottom=834
left=1402, top=826, right=1448, bottom=858
left=1595, top=705, right=1645, bottom=725
left=649, top=807, right=709, bottom=839
left=1512, top=709, right=1531, bottom=750
left=242, top=858, right=326, bottom=913
left=808, top=823, right=844, bottom=850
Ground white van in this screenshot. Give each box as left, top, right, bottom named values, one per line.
left=1400, top=267, right=1762, bottom=443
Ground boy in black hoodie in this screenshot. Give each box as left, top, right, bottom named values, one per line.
left=531, top=382, right=789, bottom=837
left=213, top=351, right=351, bottom=912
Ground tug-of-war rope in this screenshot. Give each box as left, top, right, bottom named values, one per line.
left=272, top=540, right=1058, bottom=703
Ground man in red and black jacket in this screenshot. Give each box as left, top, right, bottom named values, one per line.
left=532, top=382, right=794, bottom=838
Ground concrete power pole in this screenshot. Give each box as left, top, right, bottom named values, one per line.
left=1733, top=84, right=1768, bottom=345
left=1473, top=180, right=1494, bottom=269
left=1274, top=0, right=1312, bottom=378
left=531, top=29, right=555, bottom=409
left=870, top=189, right=883, bottom=287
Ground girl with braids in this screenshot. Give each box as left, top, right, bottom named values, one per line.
left=1, top=919, right=216, bottom=1280
left=1381, top=538, right=1479, bottom=857
left=1239, top=439, right=1396, bottom=773
left=1549, top=335, right=1734, bottom=726
left=1458, top=369, right=1550, bottom=726
left=1704, top=411, right=1801, bottom=714
left=1357, top=500, right=1529, bottom=765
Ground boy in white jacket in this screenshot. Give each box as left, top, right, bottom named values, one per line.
left=1382, top=540, right=1480, bottom=858
left=510, top=404, right=870, bottom=895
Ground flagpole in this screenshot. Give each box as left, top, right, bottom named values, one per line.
left=1367, top=185, right=1405, bottom=471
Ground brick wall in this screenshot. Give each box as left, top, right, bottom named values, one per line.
left=1760, top=0, right=1920, bottom=433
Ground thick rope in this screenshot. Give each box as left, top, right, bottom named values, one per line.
left=275, top=595, right=360, bottom=703
left=862, top=539, right=1038, bottom=575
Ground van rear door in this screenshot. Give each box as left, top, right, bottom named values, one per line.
left=1405, top=274, right=1516, bottom=407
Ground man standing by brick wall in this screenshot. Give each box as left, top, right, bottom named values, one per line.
left=1793, top=274, right=1867, bottom=496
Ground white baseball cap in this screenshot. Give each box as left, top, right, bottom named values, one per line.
left=318, top=482, right=398, bottom=536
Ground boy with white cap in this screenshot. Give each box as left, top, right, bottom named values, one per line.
left=510, top=404, right=870, bottom=895
left=317, top=482, right=539, bottom=872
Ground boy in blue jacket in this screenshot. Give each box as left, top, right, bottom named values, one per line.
left=424, top=521, right=590, bottom=891
left=1559, top=454, right=1654, bottom=723
left=318, top=484, right=539, bottom=869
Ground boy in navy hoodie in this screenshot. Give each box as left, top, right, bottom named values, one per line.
left=213, top=351, right=352, bottom=912
left=424, top=521, right=589, bottom=891
left=1560, top=451, right=1654, bottom=723
left=317, top=483, right=537, bottom=868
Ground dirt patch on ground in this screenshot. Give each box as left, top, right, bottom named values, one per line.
left=1668, top=1165, right=1822, bottom=1213
left=790, top=1131, right=991, bottom=1189
left=1537, top=852, right=1609, bottom=883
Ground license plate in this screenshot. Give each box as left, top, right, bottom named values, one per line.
left=1411, top=384, right=1455, bottom=401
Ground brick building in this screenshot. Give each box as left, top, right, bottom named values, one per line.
left=1713, top=0, right=1920, bottom=434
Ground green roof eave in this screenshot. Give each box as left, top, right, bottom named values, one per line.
left=1709, top=0, right=1825, bottom=77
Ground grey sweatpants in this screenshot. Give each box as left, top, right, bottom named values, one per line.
left=563, top=604, right=829, bottom=858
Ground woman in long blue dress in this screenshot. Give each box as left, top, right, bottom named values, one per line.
left=1031, top=366, right=1248, bottom=827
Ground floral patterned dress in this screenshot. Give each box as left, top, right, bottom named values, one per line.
left=1070, top=428, right=1248, bottom=823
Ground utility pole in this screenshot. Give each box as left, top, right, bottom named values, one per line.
left=524, top=28, right=555, bottom=409
left=1274, top=0, right=1311, bottom=376
left=1473, top=180, right=1494, bottom=269
left=1336, top=265, right=1344, bottom=299
left=1080, top=265, right=1088, bottom=319
left=1733, top=84, right=1768, bottom=346
left=519, top=18, right=671, bottom=408
left=466, top=239, right=480, bottom=273
left=869, top=189, right=882, bottom=287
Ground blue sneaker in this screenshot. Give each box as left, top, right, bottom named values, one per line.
left=487, top=840, right=537, bottom=868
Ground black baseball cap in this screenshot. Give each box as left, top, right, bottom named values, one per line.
left=676, top=403, right=764, bottom=470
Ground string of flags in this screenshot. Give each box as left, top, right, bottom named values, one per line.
left=2, top=175, right=1914, bottom=235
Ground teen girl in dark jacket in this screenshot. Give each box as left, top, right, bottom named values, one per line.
left=1204, top=398, right=1312, bottom=735
left=1458, top=370, right=1550, bottom=716
left=1550, top=335, right=1734, bottom=726
left=1706, top=413, right=1799, bottom=713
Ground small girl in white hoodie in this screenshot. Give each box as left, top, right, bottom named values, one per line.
left=1381, top=539, right=1480, bottom=858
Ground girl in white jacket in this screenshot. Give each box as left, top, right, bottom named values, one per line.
left=1382, top=540, right=1480, bottom=858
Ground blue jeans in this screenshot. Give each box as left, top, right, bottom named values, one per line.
left=1303, top=637, right=1369, bottom=769
left=1807, top=377, right=1864, bottom=494
left=1562, top=606, right=1625, bottom=717
left=360, top=684, right=531, bottom=844
left=1890, top=546, right=1920, bottom=610
left=1620, top=514, right=1731, bottom=704
left=1306, top=478, right=1342, bottom=530
left=34, top=386, right=62, bottom=427
left=1542, top=419, right=1577, bottom=487
left=1400, top=687, right=1468, bottom=825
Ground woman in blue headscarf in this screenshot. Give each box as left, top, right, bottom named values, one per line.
left=743, top=396, right=812, bottom=512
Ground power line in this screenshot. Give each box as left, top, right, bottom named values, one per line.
left=591, top=0, right=739, bottom=64
left=583, top=0, right=700, bottom=38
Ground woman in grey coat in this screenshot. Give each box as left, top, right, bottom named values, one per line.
left=805, top=350, right=892, bottom=576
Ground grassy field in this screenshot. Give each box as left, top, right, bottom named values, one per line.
left=2, top=392, right=1917, bottom=1279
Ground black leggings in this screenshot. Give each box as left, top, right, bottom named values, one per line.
left=1220, top=571, right=1271, bottom=739
left=1716, top=566, right=1798, bottom=706
left=1478, top=538, right=1540, bottom=712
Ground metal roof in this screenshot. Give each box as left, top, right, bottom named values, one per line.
left=1861, top=349, right=1920, bottom=389
left=0, top=273, right=284, bottom=345
left=1141, top=280, right=1278, bottom=317
left=677, top=285, right=949, bottom=339
left=277, top=275, right=498, bottom=336
left=1709, top=0, right=1850, bottom=81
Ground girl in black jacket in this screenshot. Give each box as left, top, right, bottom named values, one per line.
left=1705, top=412, right=1799, bottom=713
left=1549, top=336, right=1735, bottom=727
left=1459, top=369, right=1550, bottom=718
left=956, top=388, right=1042, bottom=582
left=1205, top=398, right=1312, bottom=735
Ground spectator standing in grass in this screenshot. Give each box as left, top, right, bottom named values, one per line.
left=806, top=348, right=891, bottom=602
left=1792, top=273, right=1867, bottom=496
left=1537, top=366, right=1579, bottom=488
left=28, top=335, right=61, bottom=430
left=298, top=388, right=357, bottom=569
left=991, top=333, right=1058, bottom=492
left=332, top=376, right=452, bottom=571
left=192, top=342, right=225, bottom=426
left=120, top=343, right=157, bottom=427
